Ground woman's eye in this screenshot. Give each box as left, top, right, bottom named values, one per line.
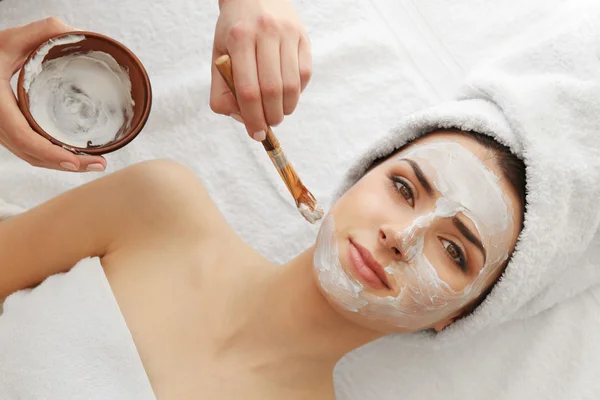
left=441, top=238, right=467, bottom=272
left=391, top=176, right=415, bottom=207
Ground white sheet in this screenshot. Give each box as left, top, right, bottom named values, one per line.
left=5, top=0, right=598, bottom=399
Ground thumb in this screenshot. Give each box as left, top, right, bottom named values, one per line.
left=5, top=17, right=73, bottom=72
left=209, top=62, right=240, bottom=117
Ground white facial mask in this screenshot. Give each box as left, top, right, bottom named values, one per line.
left=314, top=141, right=515, bottom=330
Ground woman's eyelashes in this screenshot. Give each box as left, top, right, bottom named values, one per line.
left=388, top=174, right=469, bottom=274
left=390, top=175, right=415, bottom=207
left=440, top=238, right=468, bottom=273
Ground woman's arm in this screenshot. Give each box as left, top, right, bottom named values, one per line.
left=0, top=159, right=217, bottom=299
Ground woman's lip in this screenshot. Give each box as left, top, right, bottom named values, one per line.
left=347, top=239, right=391, bottom=290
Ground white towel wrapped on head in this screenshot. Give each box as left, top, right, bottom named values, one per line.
left=333, top=0, right=600, bottom=347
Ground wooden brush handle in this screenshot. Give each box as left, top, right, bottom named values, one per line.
left=215, top=54, right=279, bottom=152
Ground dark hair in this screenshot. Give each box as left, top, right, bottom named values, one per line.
left=368, top=128, right=527, bottom=323
left=453, top=130, right=527, bottom=230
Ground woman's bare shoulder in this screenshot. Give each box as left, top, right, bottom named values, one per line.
left=116, top=159, right=231, bottom=242
left=0, top=159, right=233, bottom=298
left=101, top=159, right=252, bottom=274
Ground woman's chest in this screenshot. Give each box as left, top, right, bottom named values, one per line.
left=101, top=240, right=267, bottom=399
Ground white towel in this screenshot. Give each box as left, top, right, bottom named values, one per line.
left=334, top=1, right=600, bottom=399
left=335, top=0, right=600, bottom=343
left=2, top=0, right=596, bottom=399
left=0, top=199, right=23, bottom=221
left=0, top=257, right=156, bottom=399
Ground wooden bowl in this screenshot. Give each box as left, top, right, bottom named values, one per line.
left=17, top=31, right=152, bottom=155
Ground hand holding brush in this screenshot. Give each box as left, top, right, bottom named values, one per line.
left=215, top=54, right=324, bottom=224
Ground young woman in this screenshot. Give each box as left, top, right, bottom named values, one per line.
left=0, top=127, right=525, bottom=399
left=3, top=3, right=600, bottom=399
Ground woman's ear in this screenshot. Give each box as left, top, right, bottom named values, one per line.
left=432, top=309, right=463, bottom=332
left=432, top=318, right=455, bottom=332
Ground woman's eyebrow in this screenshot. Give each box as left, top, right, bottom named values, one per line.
left=401, top=159, right=435, bottom=197
left=452, top=216, right=486, bottom=263
left=400, top=157, right=487, bottom=262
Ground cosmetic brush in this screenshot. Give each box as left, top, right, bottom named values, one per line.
left=215, top=54, right=324, bottom=224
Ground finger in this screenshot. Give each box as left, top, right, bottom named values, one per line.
left=0, top=81, right=104, bottom=172
left=298, top=35, right=312, bottom=92
left=0, top=80, right=77, bottom=169
left=209, top=53, right=241, bottom=117
left=257, top=30, right=283, bottom=127
left=280, top=37, right=301, bottom=116
left=0, top=132, right=52, bottom=169
left=73, top=154, right=107, bottom=172
left=17, top=128, right=107, bottom=172
left=20, top=135, right=99, bottom=172
left=3, top=17, right=73, bottom=77
left=227, top=23, right=267, bottom=140
left=22, top=151, right=104, bottom=173
left=0, top=133, right=35, bottom=165
left=20, top=137, right=106, bottom=172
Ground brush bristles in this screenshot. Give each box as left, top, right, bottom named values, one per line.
left=276, top=164, right=324, bottom=223
left=273, top=164, right=301, bottom=199
left=278, top=164, right=309, bottom=204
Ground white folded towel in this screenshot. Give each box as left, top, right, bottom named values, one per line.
left=0, top=257, right=156, bottom=400
left=0, top=199, right=23, bottom=221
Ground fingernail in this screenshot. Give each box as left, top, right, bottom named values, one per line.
left=86, top=163, right=105, bottom=172
left=230, top=113, right=243, bottom=123
left=253, top=131, right=266, bottom=141
left=60, top=162, right=77, bottom=171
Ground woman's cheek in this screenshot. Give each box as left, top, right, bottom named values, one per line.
left=334, top=185, right=391, bottom=228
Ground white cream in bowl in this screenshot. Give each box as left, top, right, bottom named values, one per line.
left=23, top=35, right=135, bottom=148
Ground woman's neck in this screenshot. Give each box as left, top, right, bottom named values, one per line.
left=210, top=247, right=384, bottom=396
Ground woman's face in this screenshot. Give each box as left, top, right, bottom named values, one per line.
left=313, top=132, right=523, bottom=333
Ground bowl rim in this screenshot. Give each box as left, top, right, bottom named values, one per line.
left=16, top=31, right=152, bottom=156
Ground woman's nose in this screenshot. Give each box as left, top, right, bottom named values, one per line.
left=378, top=227, right=404, bottom=261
